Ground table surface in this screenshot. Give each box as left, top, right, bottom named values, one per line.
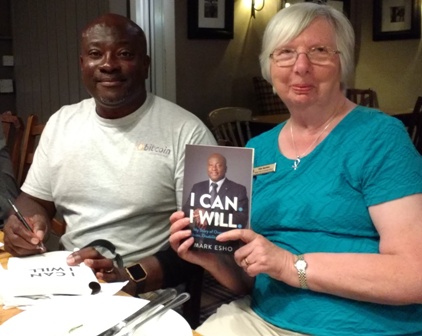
left=0, top=231, right=201, bottom=335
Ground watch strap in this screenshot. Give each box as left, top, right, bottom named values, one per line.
left=295, top=254, right=308, bottom=289
left=83, top=239, right=123, bottom=268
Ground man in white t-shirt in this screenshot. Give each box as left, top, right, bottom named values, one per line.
left=3, top=13, right=216, bottom=297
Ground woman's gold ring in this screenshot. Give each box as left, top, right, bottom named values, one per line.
left=244, top=258, right=250, bottom=266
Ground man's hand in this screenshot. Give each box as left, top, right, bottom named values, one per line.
left=66, top=247, right=137, bottom=295
left=3, top=214, right=47, bottom=256
left=67, top=247, right=119, bottom=277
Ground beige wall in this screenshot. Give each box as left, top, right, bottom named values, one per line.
left=7, top=0, right=422, bottom=124
left=11, top=0, right=112, bottom=123
left=354, top=2, right=422, bottom=114
left=175, top=0, right=278, bottom=124
left=176, top=0, right=422, bottom=124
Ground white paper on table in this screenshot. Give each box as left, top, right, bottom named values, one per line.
left=0, top=251, right=128, bottom=310
left=5, top=251, right=100, bottom=297
left=1, top=280, right=128, bottom=310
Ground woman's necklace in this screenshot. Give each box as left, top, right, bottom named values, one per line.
left=289, top=107, right=340, bottom=170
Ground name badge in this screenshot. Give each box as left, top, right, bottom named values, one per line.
left=253, top=163, right=276, bottom=176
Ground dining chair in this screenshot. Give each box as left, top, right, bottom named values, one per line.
left=252, top=76, right=289, bottom=115
left=11, top=114, right=66, bottom=238
left=392, top=96, right=422, bottom=154
left=208, top=107, right=253, bottom=147
left=17, top=114, right=45, bottom=187
left=346, top=88, right=379, bottom=108
left=1, top=111, right=24, bottom=178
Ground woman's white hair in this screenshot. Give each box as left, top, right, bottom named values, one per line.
left=259, top=2, right=355, bottom=90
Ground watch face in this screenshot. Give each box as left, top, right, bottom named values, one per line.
left=295, top=260, right=307, bottom=271
left=127, top=264, right=147, bottom=282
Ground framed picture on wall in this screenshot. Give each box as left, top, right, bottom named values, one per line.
left=187, top=0, right=234, bottom=39
left=373, top=0, right=421, bottom=41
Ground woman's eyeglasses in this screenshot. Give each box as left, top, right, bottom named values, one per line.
left=270, top=46, right=341, bottom=67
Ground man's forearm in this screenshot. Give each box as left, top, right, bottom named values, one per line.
left=155, top=246, right=202, bottom=288
left=122, top=255, right=164, bottom=295
left=13, top=192, right=56, bottom=221
left=123, top=247, right=201, bottom=296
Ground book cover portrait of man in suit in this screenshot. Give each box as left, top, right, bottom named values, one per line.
left=182, top=146, right=253, bottom=253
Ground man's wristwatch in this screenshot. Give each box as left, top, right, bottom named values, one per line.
left=294, top=254, right=308, bottom=289
left=125, top=263, right=148, bottom=293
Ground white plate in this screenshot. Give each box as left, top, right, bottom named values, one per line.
left=0, top=295, right=192, bottom=336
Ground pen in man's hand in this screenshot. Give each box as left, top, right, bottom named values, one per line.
left=7, top=199, right=46, bottom=251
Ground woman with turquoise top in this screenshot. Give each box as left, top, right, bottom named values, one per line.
left=170, top=3, right=422, bottom=335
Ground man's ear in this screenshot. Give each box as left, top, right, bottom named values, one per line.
left=79, top=55, right=84, bottom=72
left=142, top=55, right=151, bottom=80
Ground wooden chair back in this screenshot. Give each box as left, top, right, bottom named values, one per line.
left=3, top=113, right=65, bottom=237
left=1, top=111, right=24, bottom=178
left=346, top=88, right=379, bottom=108
left=208, top=107, right=253, bottom=146
left=414, top=97, right=422, bottom=153
left=252, top=76, right=289, bottom=115
left=393, top=96, right=422, bottom=154
left=17, top=114, right=45, bottom=187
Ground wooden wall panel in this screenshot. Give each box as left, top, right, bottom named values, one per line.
left=0, top=0, right=15, bottom=113
left=37, top=0, right=51, bottom=120
left=11, top=0, right=110, bottom=124
left=65, top=0, right=81, bottom=105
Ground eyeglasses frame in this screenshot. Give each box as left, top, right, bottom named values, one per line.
left=269, top=46, right=341, bottom=67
